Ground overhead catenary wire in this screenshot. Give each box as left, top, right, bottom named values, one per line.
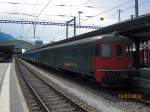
left=107, top=1, right=150, bottom=20
left=46, top=0, right=135, bottom=42
left=80, top=0, right=150, bottom=28
left=51, top=0, right=135, bottom=39
left=25, top=0, right=39, bottom=35
left=0, top=11, right=37, bottom=17
left=0, top=1, right=46, bottom=6
left=26, top=0, right=52, bottom=36
left=35, top=0, right=52, bottom=20
left=81, top=0, right=134, bottom=23
left=0, top=1, right=116, bottom=10
left=1, top=0, right=149, bottom=43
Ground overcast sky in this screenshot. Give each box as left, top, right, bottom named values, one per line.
left=0, top=0, right=149, bottom=43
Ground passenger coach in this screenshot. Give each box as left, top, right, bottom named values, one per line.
left=20, top=33, right=135, bottom=86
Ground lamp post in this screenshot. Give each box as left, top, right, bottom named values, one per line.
left=135, top=0, right=139, bottom=17
left=117, top=9, right=122, bottom=23
left=78, top=11, right=83, bottom=26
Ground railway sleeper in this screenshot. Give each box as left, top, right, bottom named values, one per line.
left=50, top=103, right=72, bottom=108
left=50, top=108, right=77, bottom=112
left=40, top=96, right=63, bottom=101
left=46, top=100, right=67, bottom=105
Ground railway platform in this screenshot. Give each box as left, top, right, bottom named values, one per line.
left=0, top=60, right=28, bottom=112
left=133, top=67, right=150, bottom=89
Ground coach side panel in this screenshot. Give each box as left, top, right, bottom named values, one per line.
left=40, top=49, right=55, bottom=67
left=56, top=42, right=95, bottom=76
left=47, top=49, right=55, bottom=67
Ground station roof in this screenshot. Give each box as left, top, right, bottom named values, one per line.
left=76, top=13, right=150, bottom=42
left=0, top=32, right=14, bottom=42
left=0, top=39, right=33, bottom=54
left=0, top=32, right=33, bottom=49
left=0, top=32, right=33, bottom=54
left=0, top=39, right=33, bottom=49
left=0, top=43, right=14, bottom=54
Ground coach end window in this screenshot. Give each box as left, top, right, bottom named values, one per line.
left=95, top=44, right=101, bottom=56
left=102, top=43, right=111, bottom=57
left=116, top=44, right=122, bottom=57
left=126, top=44, right=133, bottom=57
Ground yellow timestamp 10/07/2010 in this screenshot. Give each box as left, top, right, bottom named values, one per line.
left=118, top=93, right=143, bottom=99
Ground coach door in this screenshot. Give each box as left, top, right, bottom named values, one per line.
left=89, top=45, right=95, bottom=74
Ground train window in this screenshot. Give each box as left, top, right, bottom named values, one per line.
left=116, top=44, right=122, bottom=57
left=102, top=43, right=111, bottom=57
left=126, top=44, right=133, bottom=57
left=95, top=44, right=101, bottom=56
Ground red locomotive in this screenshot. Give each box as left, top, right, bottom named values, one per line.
left=94, top=34, right=134, bottom=85
left=20, top=33, right=135, bottom=86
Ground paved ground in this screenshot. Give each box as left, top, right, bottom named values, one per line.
left=9, top=62, right=29, bottom=112
left=0, top=63, right=11, bottom=111
left=0, top=60, right=29, bottom=112
left=0, top=63, right=9, bottom=93
left=140, top=68, right=150, bottom=79
left=133, top=68, right=150, bottom=89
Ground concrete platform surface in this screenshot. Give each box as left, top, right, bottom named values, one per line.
left=133, top=68, right=150, bottom=89
left=140, top=68, right=150, bottom=79
left=0, top=61, right=28, bottom=112
left=0, top=63, right=9, bottom=93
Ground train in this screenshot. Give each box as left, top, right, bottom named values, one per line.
left=19, top=33, right=135, bottom=86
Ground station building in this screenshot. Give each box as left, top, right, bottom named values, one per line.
left=0, top=32, right=33, bottom=60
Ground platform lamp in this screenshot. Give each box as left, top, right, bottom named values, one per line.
left=100, top=17, right=104, bottom=21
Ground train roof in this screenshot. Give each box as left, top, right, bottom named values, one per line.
left=24, top=34, right=130, bottom=54
left=100, top=34, right=131, bottom=41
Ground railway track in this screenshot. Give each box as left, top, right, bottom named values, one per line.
left=38, top=64, right=150, bottom=106
left=15, top=59, right=90, bottom=112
